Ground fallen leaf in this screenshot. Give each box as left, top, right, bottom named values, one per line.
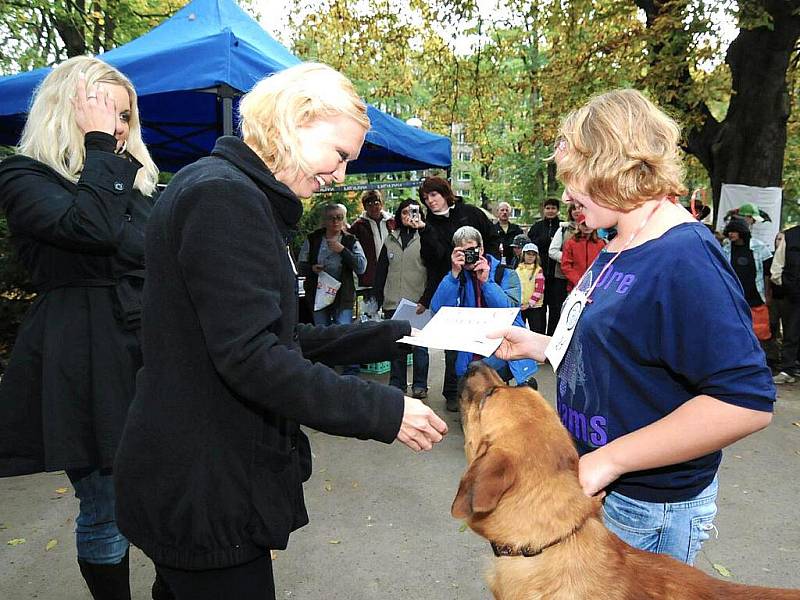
left=328, top=539, right=341, bottom=544
left=793, top=421, right=800, bottom=428
left=458, top=522, right=468, bottom=533
left=45, top=539, right=58, bottom=551
left=6, top=538, right=26, bottom=546
left=351, top=481, right=359, bottom=489
left=270, top=550, right=278, bottom=561
left=733, top=455, right=742, bottom=459
left=55, top=488, right=68, bottom=494
left=713, top=564, right=732, bottom=578
left=324, top=481, right=333, bottom=492
left=0, top=523, right=7, bottom=530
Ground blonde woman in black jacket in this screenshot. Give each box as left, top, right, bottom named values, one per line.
left=113, top=63, right=447, bottom=599
left=0, top=56, right=159, bottom=600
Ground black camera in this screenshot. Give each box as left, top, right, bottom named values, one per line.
left=463, top=247, right=480, bottom=265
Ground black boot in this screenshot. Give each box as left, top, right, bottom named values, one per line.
left=151, top=570, right=176, bottom=600
left=78, top=550, right=131, bottom=600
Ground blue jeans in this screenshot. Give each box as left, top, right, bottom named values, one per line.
left=66, top=469, right=129, bottom=564
left=389, top=346, right=429, bottom=391
left=313, top=306, right=359, bottom=375
left=601, top=476, right=718, bottom=565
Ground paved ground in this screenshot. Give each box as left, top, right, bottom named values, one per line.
left=1, top=350, right=799, bottom=599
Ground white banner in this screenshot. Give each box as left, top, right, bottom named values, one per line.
left=717, top=184, right=782, bottom=251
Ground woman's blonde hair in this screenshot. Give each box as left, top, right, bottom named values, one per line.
left=239, top=62, right=369, bottom=180
left=17, top=56, right=159, bottom=196
left=555, top=89, right=687, bottom=211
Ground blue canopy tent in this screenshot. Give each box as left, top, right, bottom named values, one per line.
left=0, top=0, right=451, bottom=175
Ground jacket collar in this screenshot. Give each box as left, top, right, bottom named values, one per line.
left=210, top=136, right=304, bottom=230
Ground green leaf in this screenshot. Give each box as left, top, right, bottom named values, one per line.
left=713, top=563, right=732, bottom=578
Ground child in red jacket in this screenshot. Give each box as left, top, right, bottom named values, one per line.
left=561, top=221, right=606, bottom=290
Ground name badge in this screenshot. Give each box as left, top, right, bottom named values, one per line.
left=545, top=287, right=588, bottom=372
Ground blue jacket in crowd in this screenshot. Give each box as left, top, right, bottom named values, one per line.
left=430, top=253, right=538, bottom=384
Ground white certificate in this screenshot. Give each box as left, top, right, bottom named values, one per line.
left=390, top=298, right=433, bottom=330
left=398, top=306, right=520, bottom=356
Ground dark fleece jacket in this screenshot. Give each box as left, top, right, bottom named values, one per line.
left=114, top=137, right=408, bottom=570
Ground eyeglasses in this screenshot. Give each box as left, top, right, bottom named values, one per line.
left=326, top=215, right=345, bottom=221
left=364, top=199, right=382, bottom=206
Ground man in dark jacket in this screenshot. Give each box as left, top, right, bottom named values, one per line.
left=771, top=225, right=800, bottom=383
left=492, top=201, right=523, bottom=264
left=348, top=189, right=394, bottom=290
left=416, top=176, right=500, bottom=411
left=527, top=196, right=563, bottom=335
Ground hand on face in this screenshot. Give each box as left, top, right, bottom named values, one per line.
left=401, top=205, right=425, bottom=229
left=72, top=74, right=131, bottom=152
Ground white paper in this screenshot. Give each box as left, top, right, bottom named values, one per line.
left=717, top=184, right=781, bottom=251
left=390, top=298, right=433, bottom=329
left=398, top=306, right=520, bottom=355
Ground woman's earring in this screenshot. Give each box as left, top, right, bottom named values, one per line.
left=116, top=140, right=127, bottom=155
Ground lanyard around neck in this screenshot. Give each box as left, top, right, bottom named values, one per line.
left=584, top=198, right=665, bottom=303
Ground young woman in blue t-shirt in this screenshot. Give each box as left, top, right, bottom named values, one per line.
left=491, top=89, right=775, bottom=565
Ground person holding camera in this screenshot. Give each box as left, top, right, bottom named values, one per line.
left=430, top=226, right=538, bottom=398
left=374, top=198, right=430, bottom=398
left=417, top=177, right=500, bottom=410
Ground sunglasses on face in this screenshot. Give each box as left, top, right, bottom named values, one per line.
left=364, top=199, right=382, bottom=206
left=326, top=215, right=345, bottom=222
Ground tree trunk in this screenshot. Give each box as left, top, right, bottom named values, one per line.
left=51, top=0, right=87, bottom=58
left=637, top=1, right=800, bottom=220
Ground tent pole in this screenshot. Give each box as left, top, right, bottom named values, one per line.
left=216, top=84, right=238, bottom=136
left=223, top=97, right=233, bottom=136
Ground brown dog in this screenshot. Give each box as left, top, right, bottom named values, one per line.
left=452, top=362, right=800, bottom=600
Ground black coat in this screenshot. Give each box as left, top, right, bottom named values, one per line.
left=0, top=134, right=152, bottom=477
left=419, top=200, right=500, bottom=307
left=492, top=221, right=524, bottom=264
left=528, top=217, right=561, bottom=279
left=114, top=136, right=408, bottom=571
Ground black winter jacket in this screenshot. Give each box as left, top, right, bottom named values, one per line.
left=528, top=217, right=561, bottom=279
left=114, top=137, right=408, bottom=570
left=0, top=133, right=152, bottom=477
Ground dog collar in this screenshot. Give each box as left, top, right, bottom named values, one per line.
left=490, top=513, right=590, bottom=558
left=490, top=539, right=558, bottom=558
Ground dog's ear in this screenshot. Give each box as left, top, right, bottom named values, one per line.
left=451, top=444, right=516, bottom=519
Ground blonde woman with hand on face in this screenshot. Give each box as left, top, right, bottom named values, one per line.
left=491, top=89, right=774, bottom=566
left=0, top=56, right=159, bottom=599
left=113, top=63, right=447, bottom=600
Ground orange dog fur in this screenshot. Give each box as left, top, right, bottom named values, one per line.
left=452, top=363, right=800, bottom=600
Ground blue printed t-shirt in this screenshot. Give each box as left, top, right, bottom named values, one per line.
left=556, top=222, right=775, bottom=503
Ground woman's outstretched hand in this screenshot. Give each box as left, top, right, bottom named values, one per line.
left=396, top=397, right=448, bottom=452
left=487, top=327, right=550, bottom=363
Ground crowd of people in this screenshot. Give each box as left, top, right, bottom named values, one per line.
left=0, top=55, right=783, bottom=600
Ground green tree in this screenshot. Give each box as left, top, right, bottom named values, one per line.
left=0, top=0, right=190, bottom=73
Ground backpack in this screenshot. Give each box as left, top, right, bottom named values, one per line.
left=494, top=263, right=506, bottom=286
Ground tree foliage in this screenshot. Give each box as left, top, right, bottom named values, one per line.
left=0, top=0, right=190, bottom=73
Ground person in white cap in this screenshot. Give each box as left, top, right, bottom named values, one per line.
left=516, top=243, right=546, bottom=333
